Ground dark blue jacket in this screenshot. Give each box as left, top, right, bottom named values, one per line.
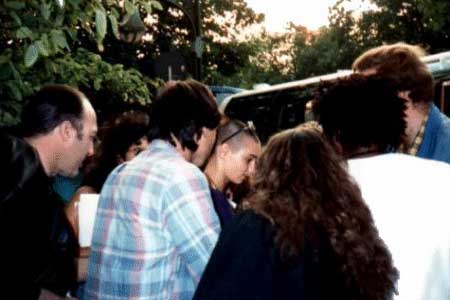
left=193, top=210, right=351, bottom=300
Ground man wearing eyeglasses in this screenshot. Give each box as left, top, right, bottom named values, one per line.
left=84, top=80, right=221, bottom=300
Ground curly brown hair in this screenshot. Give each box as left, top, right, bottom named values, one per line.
left=248, top=127, right=398, bottom=300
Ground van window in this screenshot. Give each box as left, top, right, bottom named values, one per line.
left=222, top=51, right=450, bottom=143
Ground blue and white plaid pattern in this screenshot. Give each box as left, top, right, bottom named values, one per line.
left=84, top=140, right=220, bottom=300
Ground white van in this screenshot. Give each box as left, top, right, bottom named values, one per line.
left=220, top=52, right=450, bottom=143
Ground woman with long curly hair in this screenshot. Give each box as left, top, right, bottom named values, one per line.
left=193, top=126, right=398, bottom=300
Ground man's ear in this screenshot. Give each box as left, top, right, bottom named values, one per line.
left=170, top=133, right=182, bottom=149
left=194, top=128, right=205, bottom=143
left=398, top=91, right=411, bottom=102
left=58, top=120, right=76, bottom=143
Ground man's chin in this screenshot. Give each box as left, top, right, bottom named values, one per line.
left=59, top=169, right=80, bottom=178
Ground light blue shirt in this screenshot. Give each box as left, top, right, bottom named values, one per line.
left=417, top=104, right=450, bottom=164
left=84, top=140, right=220, bottom=300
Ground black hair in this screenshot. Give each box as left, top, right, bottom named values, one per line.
left=147, top=79, right=221, bottom=151
left=312, top=74, right=407, bottom=156
left=83, top=111, right=149, bottom=192
left=21, top=85, right=85, bottom=139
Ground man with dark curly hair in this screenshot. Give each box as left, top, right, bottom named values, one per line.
left=313, top=74, right=450, bottom=300
left=353, top=42, right=450, bottom=164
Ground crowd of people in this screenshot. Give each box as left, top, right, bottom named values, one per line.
left=1, top=42, right=449, bottom=300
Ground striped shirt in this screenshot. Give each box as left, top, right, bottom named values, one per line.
left=84, top=140, right=220, bottom=300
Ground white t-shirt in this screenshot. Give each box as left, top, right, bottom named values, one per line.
left=348, top=153, right=450, bottom=300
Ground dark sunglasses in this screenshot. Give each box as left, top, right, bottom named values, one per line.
left=220, top=121, right=256, bottom=144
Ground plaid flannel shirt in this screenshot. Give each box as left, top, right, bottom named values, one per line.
left=84, top=140, right=220, bottom=300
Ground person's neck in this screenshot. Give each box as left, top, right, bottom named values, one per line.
left=24, top=136, right=57, bottom=176
left=169, top=135, right=195, bottom=162
left=204, top=160, right=227, bottom=192
left=347, top=145, right=381, bottom=159
left=403, top=100, right=429, bottom=146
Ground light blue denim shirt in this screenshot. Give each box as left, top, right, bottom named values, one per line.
left=84, top=140, right=220, bottom=300
left=417, top=104, right=450, bottom=164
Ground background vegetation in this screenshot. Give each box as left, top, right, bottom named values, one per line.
left=1, top=0, right=449, bottom=126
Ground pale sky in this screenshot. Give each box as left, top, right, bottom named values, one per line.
left=245, top=0, right=373, bottom=32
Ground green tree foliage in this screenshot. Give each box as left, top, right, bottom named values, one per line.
left=355, top=0, right=450, bottom=52
left=292, top=7, right=361, bottom=79
left=202, top=0, right=265, bottom=81
left=70, top=0, right=267, bottom=88
left=208, top=28, right=295, bottom=88
left=0, top=0, right=161, bottom=126
left=291, top=0, right=450, bottom=80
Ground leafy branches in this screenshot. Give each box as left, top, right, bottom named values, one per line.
left=0, top=0, right=162, bottom=126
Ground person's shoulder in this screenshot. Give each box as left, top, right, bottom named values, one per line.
left=223, top=210, right=274, bottom=242
left=162, top=155, right=207, bottom=185
left=429, top=104, right=450, bottom=130
left=0, top=132, right=20, bottom=157
left=348, top=153, right=397, bottom=174
left=414, top=156, right=450, bottom=181
left=0, top=132, right=38, bottom=171
left=138, top=140, right=201, bottom=178
left=350, top=153, right=450, bottom=172
left=402, top=154, right=450, bottom=172
left=441, top=112, right=450, bottom=126
left=0, top=133, right=44, bottom=202
left=234, top=210, right=269, bottom=226
left=352, top=153, right=450, bottom=193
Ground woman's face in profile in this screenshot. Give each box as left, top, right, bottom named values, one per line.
left=223, top=136, right=261, bottom=184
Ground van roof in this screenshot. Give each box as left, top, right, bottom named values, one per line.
left=219, top=70, right=352, bottom=111
left=220, top=51, right=450, bottom=112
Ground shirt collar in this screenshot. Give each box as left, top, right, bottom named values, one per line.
left=400, top=105, right=430, bottom=156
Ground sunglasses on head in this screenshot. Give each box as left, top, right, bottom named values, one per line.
left=220, top=121, right=256, bottom=144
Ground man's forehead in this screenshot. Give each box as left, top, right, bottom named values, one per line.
left=81, top=104, right=98, bottom=133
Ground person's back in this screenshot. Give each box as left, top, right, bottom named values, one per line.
left=348, top=153, right=450, bottom=300
left=194, top=127, right=398, bottom=300
left=312, top=74, right=450, bottom=300
left=85, top=140, right=219, bottom=300
left=84, top=80, right=221, bottom=300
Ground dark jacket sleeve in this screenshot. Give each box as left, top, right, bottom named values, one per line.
left=0, top=133, right=77, bottom=299
left=0, top=133, right=41, bottom=203
left=193, top=210, right=277, bottom=300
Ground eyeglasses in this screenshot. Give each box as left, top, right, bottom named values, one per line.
left=220, top=121, right=256, bottom=144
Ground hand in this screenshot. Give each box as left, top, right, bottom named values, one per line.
left=77, top=257, right=88, bottom=282
left=38, top=289, right=77, bottom=300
